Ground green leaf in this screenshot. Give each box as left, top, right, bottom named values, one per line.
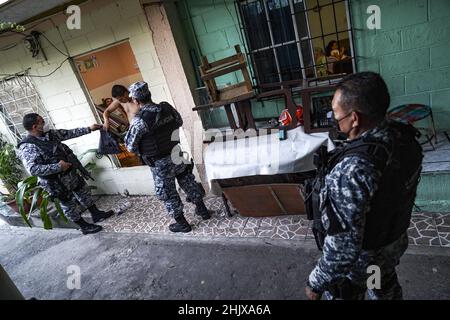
left=84, top=162, right=96, bottom=171
left=78, top=149, right=98, bottom=160
left=78, top=149, right=115, bottom=169
left=53, top=198, right=68, bottom=224
left=20, top=176, right=38, bottom=188
left=39, top=195, right=52, bottom=230
left=15, top=186, right=32, bottom=228
left=28, top=188, right=42, bottom=219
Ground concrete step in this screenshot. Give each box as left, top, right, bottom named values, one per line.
left=416, top=133, right=450, bottom=212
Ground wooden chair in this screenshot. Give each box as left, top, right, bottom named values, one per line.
left=194, top=45, right=256, bottom=132
left=199, top=45, right=253, bottom=103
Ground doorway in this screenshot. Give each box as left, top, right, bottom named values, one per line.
left=74, top=41, right=143, bottom=167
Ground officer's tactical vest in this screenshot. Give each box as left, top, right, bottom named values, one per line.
left=18, top=133, right=72, bottom=175
left=17, top=133, right=87, bottom=200
left=137, top=102, right=181, bottom=158
left=305, top=121, right=423, bottom=251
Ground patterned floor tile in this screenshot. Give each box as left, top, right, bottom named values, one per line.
left=92, top=195, right=449, bottom=248
left=408, top=217, right=440, bottom=246
left=434, top=213, right=450, bottom=247
left=191, top=226, right=215, bottom=237
left=270, top=225, right=296, bottom=240
left=259, top=217, right=282, bottom=228
left=240, top=217, right=261, bottom=238
left=256, top=226, right=276, bottom=238
left=217, top=215, right=247, bottom=229
left=411, top=212, right=436, bottom=220
left=213, top=228, right=228, bottom=237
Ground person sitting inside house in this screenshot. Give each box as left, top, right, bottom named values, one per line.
left=314, top=47, right=328, bottom=77
left=103, top=85, right=140, bottom=131
left=326, top=40, right=346, bottom=60
left=325, top=40, right=348, bottom=74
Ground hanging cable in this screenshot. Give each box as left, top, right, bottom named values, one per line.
left=5, top=27, right=70, bottom=58
left=29, top=58, right=70, bottom=78
left=39, top=30, right=70, bottom=57
left=0, top=58, right=70, bottom=79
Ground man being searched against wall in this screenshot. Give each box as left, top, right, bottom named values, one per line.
left=17, top=113, right=115, bottom=235
left=124, top=81, right=211, bottom=233
left=304, top=72, right=423, bottom=300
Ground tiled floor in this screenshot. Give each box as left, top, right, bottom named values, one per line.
left=89, top=194, right=450, bottom=248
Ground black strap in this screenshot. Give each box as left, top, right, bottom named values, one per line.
left=328, top=138, right=392, bottom=174
left=18, top=134, right=58, bottom=155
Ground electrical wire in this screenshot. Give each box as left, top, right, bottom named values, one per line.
left=29, top=58, right=70, bottom=78
left=7, top=28, right=70, bottom=58
left=0, top=57, right=70, bottom=78
left=0, top=21, right=72, bottom=80
left=39, top=31, right=70, bottom=57
left=222, top=0, right=247, bottom=48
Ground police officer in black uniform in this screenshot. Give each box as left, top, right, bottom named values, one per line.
left=18, top=113, right=114, bottom=235
left=125, top=81, right=211, bottom=233
left=305, top=72, right=423, bottom=300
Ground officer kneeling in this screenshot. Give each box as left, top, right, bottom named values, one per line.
left=18, top=113, right=115, bottom=235
left=124, top=81, right=211, bottom=233
left=304, top=72, right=423, bottom=300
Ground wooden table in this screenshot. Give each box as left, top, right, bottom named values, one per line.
left=193, top=88, right=256, bottom=131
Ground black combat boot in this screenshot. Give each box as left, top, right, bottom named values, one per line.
left=194, top=201, right=211, bottom=220
left=88, top=205, right=115, bottom=223
left=74, top=217, right=103, bottom=235
left=169, top=215, right=192, bottom=233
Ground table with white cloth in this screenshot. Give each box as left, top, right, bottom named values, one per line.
left=204, top=126, right=334, bottom=217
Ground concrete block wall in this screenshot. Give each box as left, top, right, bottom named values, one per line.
left=180, top=0, right=288, bottom=127
left=181, top=0, right=450, bottom=130
left=352, top=0, right=450, bottom=130
left=0, top=0, right=173, bottom=195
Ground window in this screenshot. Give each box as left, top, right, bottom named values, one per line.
left=237, top=0, right=355, bottom=86
left=0, top=72, right=54, bottom=142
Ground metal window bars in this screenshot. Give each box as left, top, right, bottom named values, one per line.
left=0, top=70, right=54, bottom=143
left=235, top=0, right=357, bottom=89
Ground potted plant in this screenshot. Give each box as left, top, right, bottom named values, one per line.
left=0, top=136, right=25, bottom=211
left=15, top=176, right=69, bottom=229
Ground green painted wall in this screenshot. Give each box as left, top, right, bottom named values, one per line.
left=350, top=0, right=450, bottom=210
left=180, top=0, right=450, bottom=131
left=179, top=0, right=288, bottom=128
left=351, top=0, right=450, bottom=130
left=177, top=0, right=450, bottom=210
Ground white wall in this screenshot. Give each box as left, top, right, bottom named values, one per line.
left=0, top=0, right=175, bottom=195
left=89, top=73, right=143, bottom=105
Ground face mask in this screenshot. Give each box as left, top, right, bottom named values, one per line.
left=331, top=111, right=353, bottom=140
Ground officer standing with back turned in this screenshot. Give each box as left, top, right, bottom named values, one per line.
left=304, top=72, right=423, bottom=300
left=18, top=113, right=114, bottom=235
left=125, top=81, right=211, bottom=233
